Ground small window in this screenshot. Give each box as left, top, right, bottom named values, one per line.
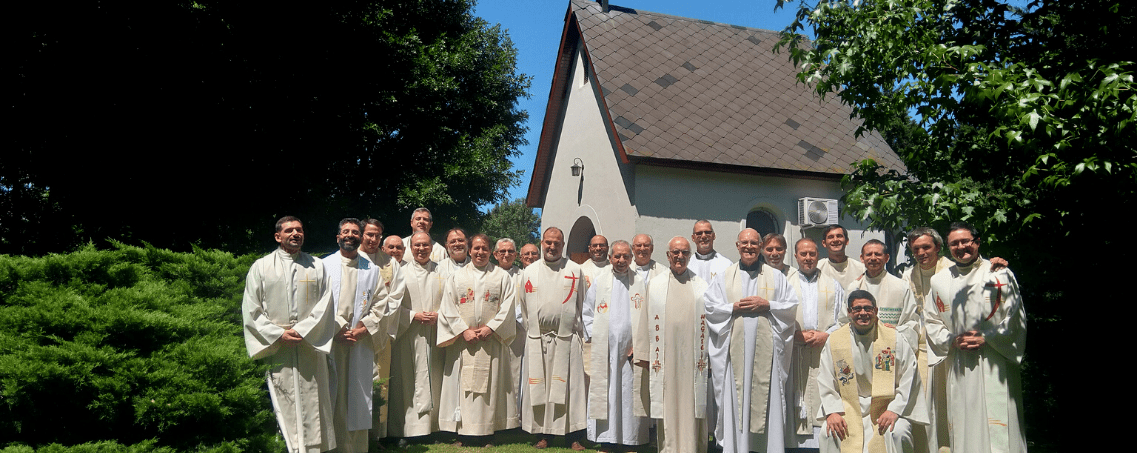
left=745, top=209, right=778, bottom=238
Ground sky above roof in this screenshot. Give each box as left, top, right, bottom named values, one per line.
left=473, top=0, right=803, bottom=206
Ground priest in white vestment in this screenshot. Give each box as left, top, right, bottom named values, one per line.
left=579, top=234, right=611, bottom=289
left=818, top=290, right=928, bottom=453
left=518, top=227, right=587, bottom=449
left=926, top=222, right=1026, bottom=453
left=632, top=234, right=667, bottom=285
left=358, top=219, right=407, bottom=443
left=762, top=233, right=800, bottom=281
left=818, top=225, right=866, bottom=292
left=638, top=236, right=710, bottom=453
left=242, top=216, right=338, bottom=453
left=436, top=234, right=519, bottom=442
left=838, top=240, right=918, bottom=333
left=704, top=228, right=798, bottom=453
left=388, top=232, right=445, bottom=439
left=382, top=235, right=407, bottom=266
left=582, top=240, right=650, bottom=448
left=493, top=237, right=526, bottom=424
left=324, top=218, right=399, bottom=453
left=439, top=228, right=471, bottom=277
left=402, top=208, right=448, bottom=263
left=687, top=220, right=731, bottom=440
left=788, top=238, right=844, bottom=449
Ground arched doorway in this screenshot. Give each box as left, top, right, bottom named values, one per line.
left=567, top=216, right=595, bottom=264
left=745, top=208, right=779, bottom=238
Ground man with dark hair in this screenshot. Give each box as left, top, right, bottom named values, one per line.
left=242, top=216, right=338, bottom=452
left=817, top=290, right=927, bottom=453
left=817, top=225, right=865, bottom=292
left=838, top=240, right=918, bottom=335
left=440, top=228, right=471, bottom=276
left=518, top=227, right=588, bottom=449
left=323, top=218, right=400, bottom=452
left=402, top=208, right=447, bottom=263
left=926, top=222, right=1026, bottom=453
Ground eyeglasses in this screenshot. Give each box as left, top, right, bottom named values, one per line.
left=849, top=306, right=876, bottom=313
left=948, top=238, right=975, bottom=247
left=693, top=231, right=713, bottom=236
left=668, top=250, right=691, bottom=256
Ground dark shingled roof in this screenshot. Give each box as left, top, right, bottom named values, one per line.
left=570, top=0, right=905, bottom=174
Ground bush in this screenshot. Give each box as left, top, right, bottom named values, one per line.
left=0, top=243, right=283, bottom=452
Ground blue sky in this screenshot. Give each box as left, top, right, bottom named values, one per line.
left=471, top=0, right=802, bottom=206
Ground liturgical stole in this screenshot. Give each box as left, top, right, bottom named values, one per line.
left=791, top=272, right=838, bottom=434
left=588, top=269, right=649, bottom=419
left=647, top=271, right=708, bottom=419
left=454, top=265, right=504, bottom=394
left=725, top=263, right=776, bottom=434
left=829, top=322, right=897, bottom=453
left=525, top=260, right=581, bottom=408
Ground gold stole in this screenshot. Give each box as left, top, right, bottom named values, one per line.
left=587, top=269, right=648, bottom=419
left=829, top=322, right=897, bottom=453
left=906, top=258, right=949, bottom=395
left=791, top=272, right=837, bottom=434
left=647, top=271, right=708, bottom=419
left=455, top=265, right=501, bottom=393
left=726, top=263, right=776, bottom=433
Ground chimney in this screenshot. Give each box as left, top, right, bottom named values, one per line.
left=600, top=0, right=609, bottom=13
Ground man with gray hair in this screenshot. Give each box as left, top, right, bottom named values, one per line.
left=402, top=207, right=447, bottom=263
left=632, top=234, right=666, bottom=285
left=901, top=227, right=953, bottom=453
left=493, top=237, right=526, bottom=421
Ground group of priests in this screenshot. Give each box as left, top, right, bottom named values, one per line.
left=242, top=211, right=1026, bottom=453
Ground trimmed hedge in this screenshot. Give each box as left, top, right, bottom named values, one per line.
left=0, top=242, right=283, bottom=452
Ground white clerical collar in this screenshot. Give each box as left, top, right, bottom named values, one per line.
left=276, top=248, right=300, bottom=260
left=592, top=259, right=610, bottom=266
left=636, top=262, right=652, bottom=271
left=695, top=250, right=717, bottom=260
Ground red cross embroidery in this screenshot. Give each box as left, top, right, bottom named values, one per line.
left=562, top=273, right=579, bottom=304
left=984, top=277, right=1007, bottom=321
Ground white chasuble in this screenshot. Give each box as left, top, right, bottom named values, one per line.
left=243, top=249, right=338, bottom=453
left=518, top=257, right=587, bottom=435
left=582, top=268, right=650, bottom=445
left=788, top=270, right=844, bottom=447
left=387, top=259, right=445, bottom=437
left=641, top=270, right=708, bottom=453
left=842, top=272, right=919, bottom=335
left=704, top=262, right=798, bottom=453
left=580, top=259, right=610, bottom=291
left=926, top=258, right=1026, bottom=453
left=359, top=251, right=405, bottom=440
left=818, top=258, right=865, bottom=296
left=503, top=266, right=526, bottom=421
left=436, top=262, right=518, bottom=435
left=689, top=251, right=732, bottom=283
left=818, top=323, right=928, bottom=453
left=323, top=251, right=389, bottom=451
left=903, top=256, right=953, bottom=453
left=403, top=235, right=448, bottom=264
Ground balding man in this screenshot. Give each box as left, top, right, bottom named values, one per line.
left=582, top=240, right=650, bottom=449
left=817, top=225, right=866, bottom=292
left=704, top=228, right=799, bottom=453
left=402, top=208, right=448, bottom=263
left=518, top=227, right=588, bottom=449
left=640, top=236, right=711, bottom=452
left=787, top=237, right=844, bottom=449
left=579, top=235, right=611, bottom=290
left=688, top=220, right=732, bottom=283
left=838, top=240, right=918, bottom=334
left=520, top=244, right=540, bottom=268
left=383, top=235, right=407, bottom=266
left=632, top=234, right=666, bottom=285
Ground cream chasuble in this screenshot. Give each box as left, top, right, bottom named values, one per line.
left=387, top=258, right=445, bottom=437
left=926, top=258, right=1026, bottom=453
left=518, top=257, right=588, bottom=435
left=704, top=262, right=798, bottom=453
left=818, top=323, right=928, bottom=453
left=437, top=262, right=519, bottom=435
left=903, top=256, right=953, bottom=453
left=243, top=249, right=338, bottom=453
left=403, top=235, right=448, bottom=263
left=359, top=251, right=405, bottom=440
left=582, top=267, right=650, bottom=445
left=580, top=259, right=611, bottom=291
left=819, top=258, right=865, bottom=296
left=841, top=272, right=919, bottom=334
left=788, top=270, right=844, bottom=447
left=634, top=260, right=667, bottom=286
left=639, top=270, right=709, bottom=453
left=324, top=251, right=390, bottom=452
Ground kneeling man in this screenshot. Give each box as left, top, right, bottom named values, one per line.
left=818, top=290, right=927, bottom=453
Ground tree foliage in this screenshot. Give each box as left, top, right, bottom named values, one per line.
left=776, top=1, right=1135, bottom=450
left=7, top=0, right=530, bottom=255
left=0, top=243, right=277, bottom=451
left=477, top=197, right=540, bottom=266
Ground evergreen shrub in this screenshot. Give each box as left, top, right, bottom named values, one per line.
left=0, top=242, right=283, bottom=452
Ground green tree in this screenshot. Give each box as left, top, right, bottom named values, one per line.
left=777, top=1, right=1135, bottom=450
left=8, top=0, right=530, bottom=255
left=477, top=197, right=541, bottom=259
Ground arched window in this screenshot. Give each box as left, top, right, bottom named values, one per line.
left=745, top=209, right=778, bottom=239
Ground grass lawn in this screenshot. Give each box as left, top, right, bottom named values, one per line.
left=370, top=429, right=658, bottom=453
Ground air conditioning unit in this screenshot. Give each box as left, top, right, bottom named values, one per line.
left=798, top=197, right=839, bottom=228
